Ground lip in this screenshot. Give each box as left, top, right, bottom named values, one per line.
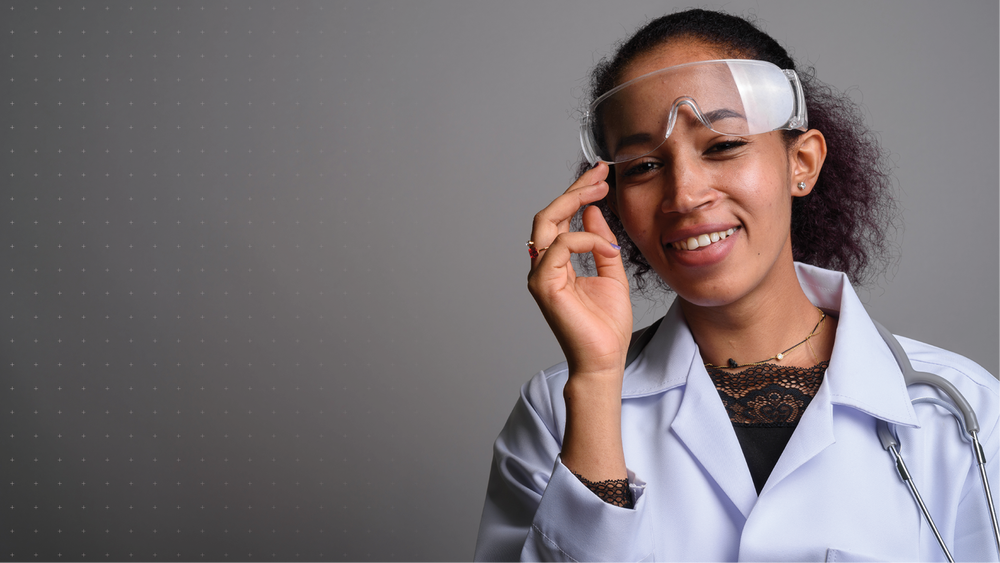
left=662, top=223, right=741, bottom=267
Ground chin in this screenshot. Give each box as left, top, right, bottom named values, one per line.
left=673, top=290, right=742, bottom=309
left=659, top=270, right=751, bottom=309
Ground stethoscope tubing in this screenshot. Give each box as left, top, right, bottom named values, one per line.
left=873, top=321, right=1000, bottom=560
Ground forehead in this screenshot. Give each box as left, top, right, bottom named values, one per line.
left=619, top=39, right=732, bottom=84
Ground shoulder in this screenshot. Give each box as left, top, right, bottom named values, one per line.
left=897, top=335, right=999, bottom=439
left=490, top=363, right=571, bottom=449
left=518, top=362, right=570, bottom=425
left=522, top=362, right=569, bottom=398
left=897, top=335, right=998, bottom=396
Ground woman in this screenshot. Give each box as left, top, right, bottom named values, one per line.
left=474, top=9, right=998, bottom=562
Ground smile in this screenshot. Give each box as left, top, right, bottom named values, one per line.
left=670, top=227, right=740, bottom=251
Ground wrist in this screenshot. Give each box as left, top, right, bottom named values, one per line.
left=564, top=368, right=624, bottom=394
left=563, top=376, right=624, bottom=416
left=561, top=373, right=626, bottom=480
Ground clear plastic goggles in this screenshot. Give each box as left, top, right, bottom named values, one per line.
left=580, top=59, right=807, bottom=165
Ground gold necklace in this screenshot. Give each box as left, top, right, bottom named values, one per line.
left=704, top=308, right=827, bottom=370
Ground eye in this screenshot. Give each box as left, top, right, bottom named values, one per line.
left=618, top=159, right=660, bottom=178
left=706, top=139, right=748, bottom=155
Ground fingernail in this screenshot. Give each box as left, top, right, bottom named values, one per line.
left=610, top=243, right=621, bottom=251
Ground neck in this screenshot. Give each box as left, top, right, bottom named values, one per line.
left=680, top=262, right=837, bottom=370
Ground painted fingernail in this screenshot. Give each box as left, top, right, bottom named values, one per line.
left=610, top=243, right=621, bottom=250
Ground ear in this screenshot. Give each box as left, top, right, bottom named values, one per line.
left=789, top=129, right=827, bottom=197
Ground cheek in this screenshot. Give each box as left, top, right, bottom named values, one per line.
left=732, top=163, right=792, bottom=225
left=615, top=188, right=657, bottom=247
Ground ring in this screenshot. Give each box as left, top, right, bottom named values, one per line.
left=526, top=240, right=549, bottom=259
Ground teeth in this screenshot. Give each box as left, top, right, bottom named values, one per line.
left=673, top=227, right=736, bottom=250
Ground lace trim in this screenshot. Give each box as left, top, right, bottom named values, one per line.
left=707, top=361, right=828, bottom=426
left=572, top=473, right=634, bottom=509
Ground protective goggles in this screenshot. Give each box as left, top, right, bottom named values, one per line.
left=580, top=59, right=807, bottom=165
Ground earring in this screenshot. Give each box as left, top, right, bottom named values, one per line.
left=797, top=182, right=807, bottom=190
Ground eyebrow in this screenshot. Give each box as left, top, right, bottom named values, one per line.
left=609, top=107, right=747, bottom=157
left=611, top=132, right=655, bottom=157
left=704, top=108, right=746, bottom=122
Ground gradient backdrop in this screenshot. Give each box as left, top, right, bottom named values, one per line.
left=2, top=1, right=997, bottom=560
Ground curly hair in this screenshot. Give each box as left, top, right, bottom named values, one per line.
left=575, top=9, right=897, bottom=292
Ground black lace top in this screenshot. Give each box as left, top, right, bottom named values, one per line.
left=707, top=361, right=828, bottom=494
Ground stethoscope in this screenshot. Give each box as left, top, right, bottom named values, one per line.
left=625, top=317, right=1000, bottom=560
left=871, top=321, right=1000, bottom=562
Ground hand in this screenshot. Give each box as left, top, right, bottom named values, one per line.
left=527, top=162, right=632, bottom=381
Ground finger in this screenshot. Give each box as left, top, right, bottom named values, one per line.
left=537, top=162, right=609, bottom=224
left=530, top=163, right=610, bottom=247
left=582, top=203, right=617, bottom=245
left=582, top=205, right=629, bottom=287
left=531, top=230, right=622, bottom=286
left=567, top=160, right=611, bottom=192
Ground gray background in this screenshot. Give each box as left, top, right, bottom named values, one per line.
left=1, top=0, right=996, bottom=560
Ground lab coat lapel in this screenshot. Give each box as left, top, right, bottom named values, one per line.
left=758, top=374, right=836, bottom=496
left=671, top=361, right=759, bottom=519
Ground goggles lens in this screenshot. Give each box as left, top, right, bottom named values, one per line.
left=580, top=59, right=807, bottom=164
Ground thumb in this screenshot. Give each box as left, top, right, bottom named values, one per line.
left=582, top=204, right=629, bottom=287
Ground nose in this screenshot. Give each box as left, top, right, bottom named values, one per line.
left=659, top=152, right=716, bottom=215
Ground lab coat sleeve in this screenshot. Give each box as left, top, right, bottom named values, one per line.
left=474, top=368, right=653, bottom=562
left=954, top=441, right=1000, bottom=561
left=953, top=399, right=999, bottom=562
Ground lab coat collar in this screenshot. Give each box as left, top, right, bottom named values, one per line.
left=621, top=302, right=693, bottom=398
left=794, top=263, right=919, bottom=428
left=620, top=263, right=919, bottom=430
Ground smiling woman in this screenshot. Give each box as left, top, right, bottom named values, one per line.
left=474, top=9, right=998, bottom=562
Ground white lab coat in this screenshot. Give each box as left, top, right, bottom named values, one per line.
left=475, top=263, right=999, bottom=562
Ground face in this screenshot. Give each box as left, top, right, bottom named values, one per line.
left=608, top=40, right=816, bottom=309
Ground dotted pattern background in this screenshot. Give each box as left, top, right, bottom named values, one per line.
left=2, top=2, right=420, bottom=560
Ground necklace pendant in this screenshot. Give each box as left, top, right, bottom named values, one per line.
left=776, top=353, right=784, bottom=361
left=727, top=358, right=738, bottom=369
